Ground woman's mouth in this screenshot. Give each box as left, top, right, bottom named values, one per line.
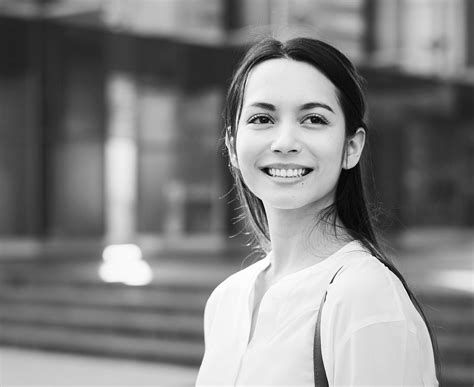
left=261, top=167, right=312, bottom=178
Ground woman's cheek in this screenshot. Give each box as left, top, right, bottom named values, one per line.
left=236, top=130, right=258, bottom=168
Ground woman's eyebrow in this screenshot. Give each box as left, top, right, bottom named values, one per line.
left=246, top=102, right=276, bottom=111
left=300, top=102, right=334, bottom=113
left=245, top=101, right=334, bottom=113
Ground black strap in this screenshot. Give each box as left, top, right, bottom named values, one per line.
left=313, top=266, right=344, bottom=387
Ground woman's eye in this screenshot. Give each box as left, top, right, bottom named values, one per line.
left=248, top=114, right=273, bottom=125
left=302, top=114, right=328, bottom=125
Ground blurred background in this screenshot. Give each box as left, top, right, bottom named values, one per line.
left=0, top=0, right=472, bottom=386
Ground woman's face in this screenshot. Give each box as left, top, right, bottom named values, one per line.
left=234, top=58, right=348, bottom=211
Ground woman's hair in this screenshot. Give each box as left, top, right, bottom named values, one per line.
left=223, top=37, right=440, bottom=380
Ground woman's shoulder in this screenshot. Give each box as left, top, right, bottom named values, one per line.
left=337, top=251, right=395, bottom=292
left=327, top=249, right=410, bottom=323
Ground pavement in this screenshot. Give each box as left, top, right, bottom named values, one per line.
left=0, top=347, right=198, bottom=387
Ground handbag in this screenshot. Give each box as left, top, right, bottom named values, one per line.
left=313, top=266, right=344, bottom=387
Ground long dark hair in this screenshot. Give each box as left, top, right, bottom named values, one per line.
left=224, top=37, right=441, bottom=381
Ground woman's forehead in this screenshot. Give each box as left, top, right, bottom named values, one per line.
left=242, top=58, right=339, bottom=109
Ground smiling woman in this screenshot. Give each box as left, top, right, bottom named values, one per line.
left=196, top=37, right=440, bottom=386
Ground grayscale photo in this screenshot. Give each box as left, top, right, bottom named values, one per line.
left=0, top=1, right=472, bottom=386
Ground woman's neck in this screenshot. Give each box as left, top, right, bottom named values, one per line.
left=263, top=203, right=351, bottom=281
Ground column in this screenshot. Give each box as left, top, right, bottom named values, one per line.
left=104, top=71, right=138, bottom=244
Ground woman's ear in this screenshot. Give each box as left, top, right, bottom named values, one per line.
left=343, top=127, right=366, bottom=170
left=225, top=130, right=239, bottom=168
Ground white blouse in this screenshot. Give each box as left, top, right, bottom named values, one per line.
left=196, top=241, right=438, bottom=386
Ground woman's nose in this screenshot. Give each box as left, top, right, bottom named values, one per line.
left=270, top=125, right=301, bottom=154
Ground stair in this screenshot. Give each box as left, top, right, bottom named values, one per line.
left=418, top=290, right=474, bottom=387
left=0, top=256, right=234, bottom=367
left=0, top=256, right=472, bottom=386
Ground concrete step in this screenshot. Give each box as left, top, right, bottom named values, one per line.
left=0, top=273, right=217, bottom=293
left=0, top=258, right=237, bottom=289
left=442, top=363, right=474, bottom=387
left=418, top=290, right=474, bottom=309
left=0, top=323, right=204, bottom=366
left=426, top=306, right=474, bottom=334
left=0, top=283, right=209, bottom=313
left=0, top=301, right=203, bottom=340
left=437, top=332, right=474, bottom=365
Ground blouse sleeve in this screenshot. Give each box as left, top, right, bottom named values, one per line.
left=202, top=283, right=224, bottom=350
left=333, top=320, right=433, bottom=386
left=323, top=259, right=438, bottom=386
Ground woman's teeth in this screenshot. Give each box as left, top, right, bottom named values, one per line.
left=266, top=168, right=308, bottom=178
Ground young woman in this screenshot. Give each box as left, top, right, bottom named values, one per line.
left=196, top=37, right=439, bottom=386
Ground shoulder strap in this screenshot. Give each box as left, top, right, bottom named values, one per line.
left=313, top=266, right=344, bottom=387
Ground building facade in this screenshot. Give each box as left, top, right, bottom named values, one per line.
left=0, top=0, right=472, bottom=256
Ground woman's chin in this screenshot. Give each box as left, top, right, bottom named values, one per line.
left=262, top=197, right=319, bottom=211
left=259, top=192, right=336, bottom=212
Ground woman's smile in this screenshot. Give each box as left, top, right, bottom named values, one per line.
left=259, top=165, right=313, bottom=183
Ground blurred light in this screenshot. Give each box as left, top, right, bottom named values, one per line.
left=434, top=270, right=474, bottom=294
left=99, top=244, right=152, bottom=286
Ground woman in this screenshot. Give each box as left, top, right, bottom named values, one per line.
left=196, top=37, right=439, bottom=386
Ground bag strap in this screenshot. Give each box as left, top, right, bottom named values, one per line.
left=313, top=266, right=344, bottom=387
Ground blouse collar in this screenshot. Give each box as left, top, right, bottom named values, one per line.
left=258, top=240, right=363, bottom=284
